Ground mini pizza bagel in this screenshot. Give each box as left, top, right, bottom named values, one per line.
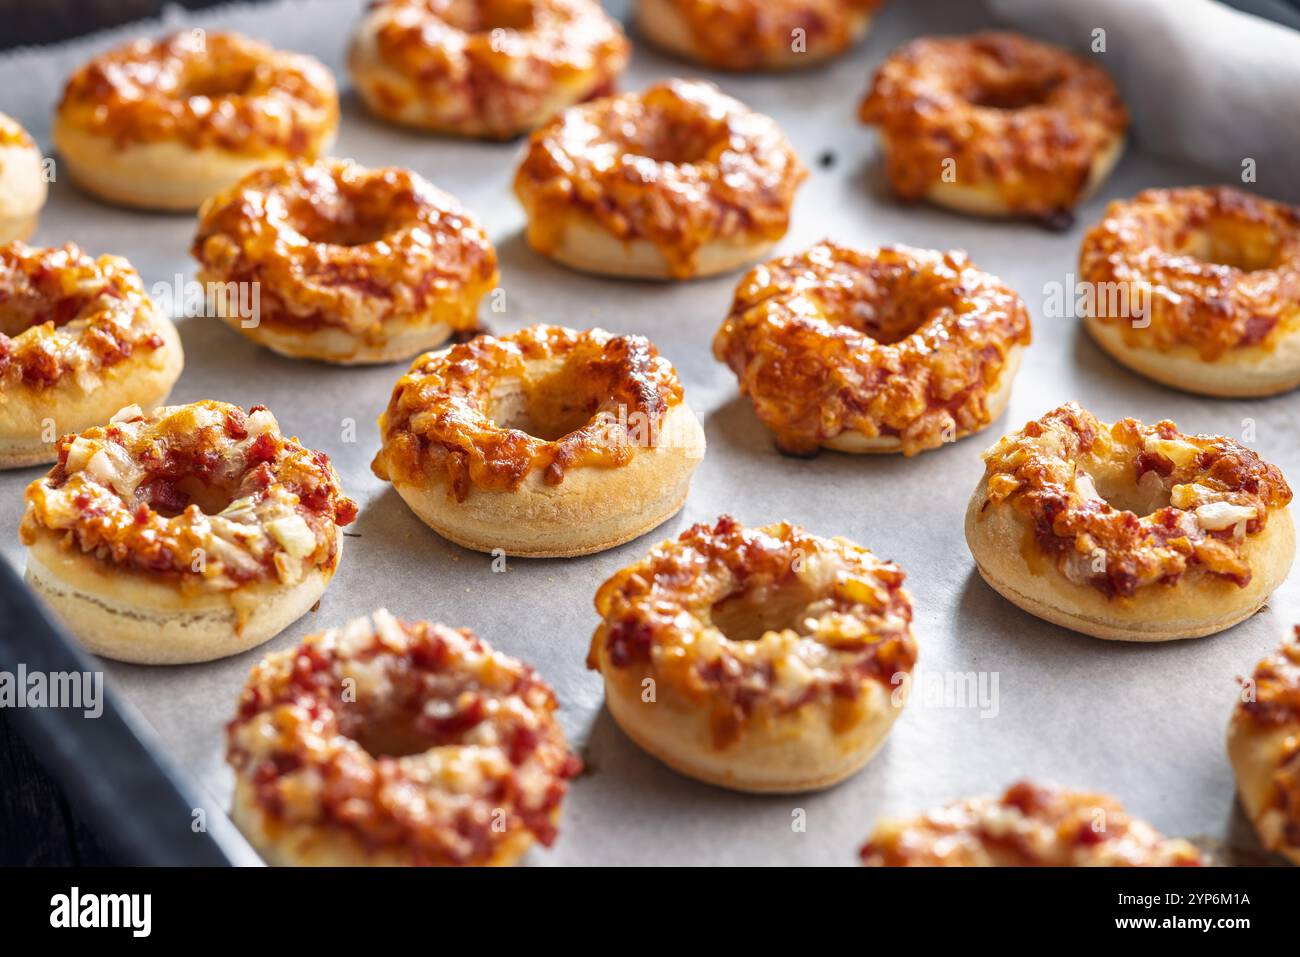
left=966, top=403, right=1295, bottom=642
left=192, top=158, right=499, bottom=364
left=860, top=780, right=1203, bottom=866
left=348, top=0, right=629, bottom=139
left=372, top=325, right=705, bottom=557
left=226, top=609, right=582, bottom=866
left=635, top=0, right=883, bottom=71
left=1080, top=186, right=1300, bottom=397
left=1228, top=629, right=1300, bottom=865
left=587, top=516, right=917, bottom=793
left=713, top=242, right=1031, bottom=456
left=860, top=32, right=1128, bottom=222
left=54, top=31, right=338, bottom=211
left=0, top=243, right=183, bottom=470
left=20, top=401, right=356, bottom=664
left=514, top=79, right=806, bottom=279
left=0, top=114, right=47, bottom=243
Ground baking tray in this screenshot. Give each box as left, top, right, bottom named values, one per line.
left=1, top=0, right=1296, bottom=866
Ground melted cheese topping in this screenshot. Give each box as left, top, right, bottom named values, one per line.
left=57, top=31, right=337, bottom=155
left=373, top=324, right=684, bottom=499
left=714, top=242, right=1031, bottom=455
left=659, top=0, right=882, bottom=69
left=20, top=401, right=356, bottom=590
left=1236, top=630, right=1300, bottom=853
left=514, top=78, right=806, bottom=278
left=1080, top=186, right=1300, bottom=359
left=0, top=243, right=173, bottom=392
left=0, top=111, right=36, bottom=149
left=226, top=610, right=580, bottom=865
left=192, top=159, right=498, bottom=338
left=356, top=0, right=628, bottom=138
left=588, top=515, right=917, bottom=748
left=979, top=402, right=1292, bottom=597
left=860, top=32, right=1128, bottom=216
left=861, top=781, right=1203, bottom=866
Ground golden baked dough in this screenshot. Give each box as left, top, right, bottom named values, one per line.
left=514, top=79, right=806, bottom=279
left=588, top=515, right=917, bottom=792
left=373, top=324, right=705, bottom=556
left=0, top=114, right=47, bottom=242
left=1228, top=629, right=1300, bottom=864
left=714, top=242, right=1031, bottom=455
left=349, top=0, right=629, bottom=139
left=20, top=401, right=356, bottom=663
left=0, top=243, right=183, bottom=469
left=54, top=31, right=338, bottom=210
left=636, top=0, right=883, bottom=71
left=966, top=402, right=1295, bottom=641
left=192, top=158, right=499, bottom=364
left=860, top=32, right=1128, bottom=221
left=1080, top=186, right=1300, bottom=396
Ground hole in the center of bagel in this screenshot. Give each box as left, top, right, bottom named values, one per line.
left=181, top=67, right=255, bottom=99
left=710, top=581, right=818, bottom=644
left=351, top=711, right=440, bottom=759
left=492, top=375, right=598, bottom=442
left=1181, top=228, right=1281, bottom=273
left=142, top=474, right=239, bottom=518
left=836, top=296, right=931, bottom=345
left=1091, top=470, right=1171, bottom=517
left=635, top=130, right=713, bottom=165
left=968, top=80, right=1055, bottom=111
left=624, top=110, right=717, bottom=166
left=294, top=210, right=396, bottom=248
left=0, top=291, right=96, bottom=336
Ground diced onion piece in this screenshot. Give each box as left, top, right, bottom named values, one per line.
left=83, top=449, right=116, bottom=487
left=204, top=534, right=263, bottom=578
left=109, top=404, right=144, bottom=424
left=246, top=408, right=278, bottom=436
left=340, top=614, right=377, bottom=656
left=772, top=651, right=816, bottom=698
left=988, top=473, right=1021, bottom=499
left=1194, top=501, right=1256, bottom=531
left=266, top=513, right=317, bottom=558
left=64, top=436, right=99, bottom=473
left=374, top=609, right=408, bottom=652
left=1169, top=482, right=1214, bottom=510
left=1073, top=471, right=1104, bottom=503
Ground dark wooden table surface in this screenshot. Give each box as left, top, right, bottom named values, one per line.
left=0, top=712, right=114, bottom=865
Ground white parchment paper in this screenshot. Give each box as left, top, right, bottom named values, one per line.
left=1, top=0, right=1296, bottom=865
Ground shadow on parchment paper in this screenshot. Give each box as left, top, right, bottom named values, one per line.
left=702, top=394, right=776, bottom=458
left=957, top=565, right=1131, bottom=663
left=175, top=310, right=265, bottom=380
left=348, top=484, right=471, bottom=566
left=703, top=391, right=989, bottom=488
left=1071, top=309, right=1300, bottom=447
left=495, top=230, right=581, bottom=314
left=954, top=562, right=1269, bottom=663
left=855, top=151, right=903, bottom=211
left=578, top=701, right=900, bottom=865
left=337, top=89, right=430, bottom=148
left=46, top=161, right=195, bottom=221
left=1067, top=312, right=1201, bottom=407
